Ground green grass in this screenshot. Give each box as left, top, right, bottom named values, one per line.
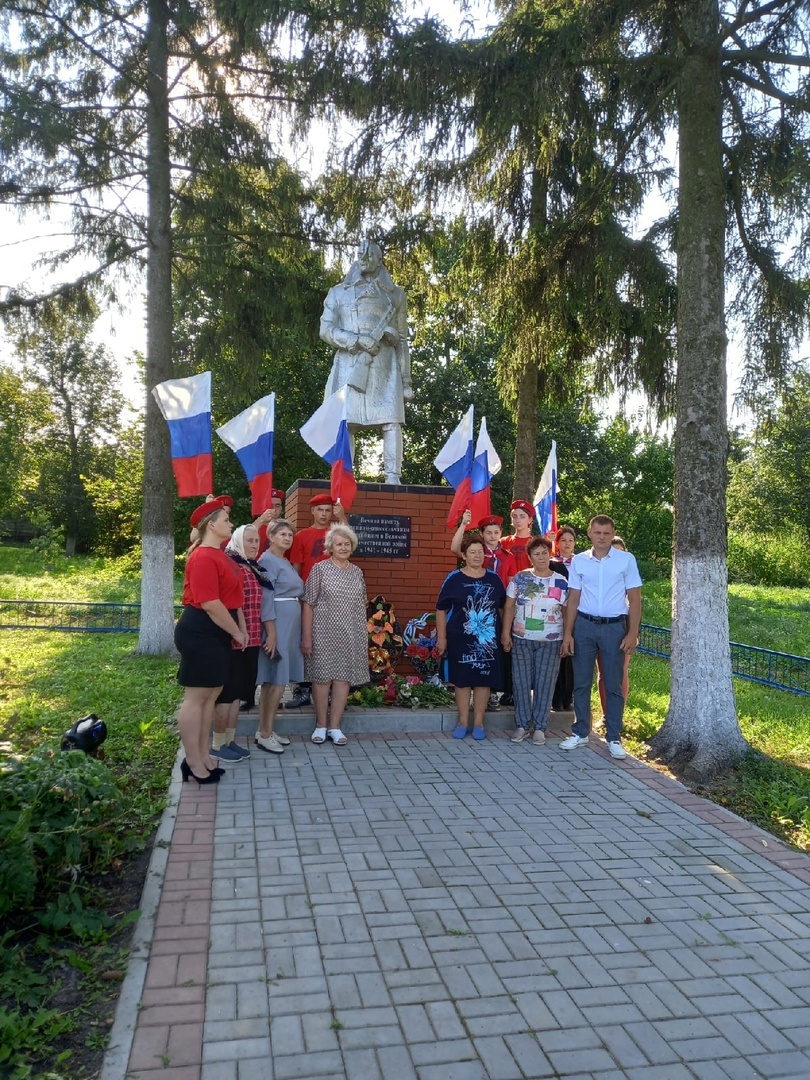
left=641, top=579, right=810, bottom=655
left=0, top=547, right=180, bottom=1080
left=0, top=545, right=141, bottom=603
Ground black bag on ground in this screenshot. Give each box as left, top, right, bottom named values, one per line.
left=61, top=714, right=108, bottom=756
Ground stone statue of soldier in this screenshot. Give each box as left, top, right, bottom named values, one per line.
left=320, top=239, right=413, bottom=485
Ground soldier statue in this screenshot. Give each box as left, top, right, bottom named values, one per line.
left=320, top=239, right=413, bottom=485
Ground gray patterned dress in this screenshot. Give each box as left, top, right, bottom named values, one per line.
left=303, top=560, right=369, bottom=685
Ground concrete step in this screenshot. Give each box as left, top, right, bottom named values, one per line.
left=235, top=705, right=576, bottom=738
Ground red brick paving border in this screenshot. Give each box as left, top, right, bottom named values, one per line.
left=126, top=785, right=217, bottom=1080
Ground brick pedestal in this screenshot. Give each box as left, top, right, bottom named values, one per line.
left=284, top=479, right=457, bottom=632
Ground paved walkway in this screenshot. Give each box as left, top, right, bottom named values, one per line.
left=104, top=723, right=810, bottom=1080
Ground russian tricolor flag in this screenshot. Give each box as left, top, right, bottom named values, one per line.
left=469, top=417, right=502, bottom=523
left=299, top=387, right=358, bottom=510
left=151, top=371, right=213, bottom=497
left=216, top=393, right=276, bottom=515
left=533, top=440, right=559, bottom=535
left=434, top=405, right=475, bottom=527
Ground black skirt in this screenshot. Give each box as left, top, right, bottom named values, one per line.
left=216, top=645, right=260, bottom=705
left=174, top=606, right=234, bottom=688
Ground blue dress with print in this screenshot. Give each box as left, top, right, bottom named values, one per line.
left=437, top=569, right=506, bottom=688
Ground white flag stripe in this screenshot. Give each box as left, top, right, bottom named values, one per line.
left=151, top=371, right=211, bottom=421
left=475, top=416, right=502, bottom=477
left=533, top=440, right=558, bottom=505
left=300, top=387, right=348, bottom=456
left=433, top=405, right=474, bottom=473
left=216, top=393, right=275, bottom=451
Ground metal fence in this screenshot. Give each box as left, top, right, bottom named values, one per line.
left=2, top=602, right=808, bottom=697
left=638, top=624, right=810, bottom=696
left=0, top=599, right=181, bottom=633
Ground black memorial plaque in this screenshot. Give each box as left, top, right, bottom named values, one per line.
left=349, top=515, right=411, bottom=559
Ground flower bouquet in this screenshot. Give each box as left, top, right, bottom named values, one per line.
left=366, top=595, right=404, bottom=681
left=348, top=675, right=452, bottom=710
left=403, top=612, right=444, bottom=683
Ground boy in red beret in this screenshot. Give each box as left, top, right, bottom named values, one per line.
left=450, top=511, right=518, bottom=588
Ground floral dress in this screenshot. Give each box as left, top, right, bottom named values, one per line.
left=437, top=569, right=506, bottom=688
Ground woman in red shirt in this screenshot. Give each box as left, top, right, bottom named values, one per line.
left=174, top=496, right=246, bottom=784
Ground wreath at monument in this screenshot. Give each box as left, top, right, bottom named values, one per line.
left=403, top=612, right=444, bottom=682
left=366, top=595, right=404, bottom=681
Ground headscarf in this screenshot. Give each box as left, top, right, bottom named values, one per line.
left=226, top=526, right=274, bottom=591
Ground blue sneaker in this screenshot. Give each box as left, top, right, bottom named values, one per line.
left=472, top=727, right=487, bottom=741
left=452, top=725, right=468, bottom=739
left=210, top=744, right=244, bottom=764
left=227, top=741, right=250, bottom=759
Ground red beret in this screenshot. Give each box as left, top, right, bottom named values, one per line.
left=510, top=500, right=534, bottom=516
left=190, top=495, right=232, bottom=529
left=477, top=515, right=503, bottom=528
left=309, top=493, right=334, bottom=507
left=270, top=488, right=285, bottom=501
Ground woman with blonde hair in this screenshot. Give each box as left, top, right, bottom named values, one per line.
left=254, top=518, right=304, bottom=754
left=174, top=496, right=246, bottom=785
left=302, top=523, right=369, bottom=746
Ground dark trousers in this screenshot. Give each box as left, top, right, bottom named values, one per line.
left=552, top=656, right=574, bottom=709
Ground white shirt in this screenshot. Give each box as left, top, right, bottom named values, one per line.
left=567, top=547, right=642, bottom=618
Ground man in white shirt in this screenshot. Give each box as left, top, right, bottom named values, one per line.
left=559, top=516, right=642, bottom=759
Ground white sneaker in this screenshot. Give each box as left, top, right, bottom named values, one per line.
left=255, top=732, right=285, bottom=754
left=608, top=741, right=627, bottom=759
left=559, top=734, right=589, bottom=750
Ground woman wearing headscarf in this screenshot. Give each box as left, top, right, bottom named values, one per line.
left=254, top=518, right=304, bottom=754
left=211, top=523, right=273, bottom=764
left=174, top=496, right=245, bottom=785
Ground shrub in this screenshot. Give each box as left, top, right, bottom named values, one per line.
left=0, top=749, right=129, bottom=919
left=728, top=529, right=810, bottom=588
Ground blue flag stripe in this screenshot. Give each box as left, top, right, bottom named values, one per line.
left=234, top=430, right=274, bottom=483
left=167, top=413, right=212, bottom=460
left=441, top=441, right=474, bottom=489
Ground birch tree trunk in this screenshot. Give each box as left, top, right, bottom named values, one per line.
left=650, top=0, right=747, bottom=778
left=137, top=0, right=176, bottom=655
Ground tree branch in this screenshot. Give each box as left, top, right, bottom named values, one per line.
left=0, top=247, right=146, bottom=314
left=722, top=48, right=810, bottom=66
left=723, top=0, right=799, bottom=36
left=724, top=65, right=810, bottom=110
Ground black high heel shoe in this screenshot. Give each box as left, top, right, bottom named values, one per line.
left=180, top=759, right=221, bottom=785
left=207, top=765, right=225, bottom=777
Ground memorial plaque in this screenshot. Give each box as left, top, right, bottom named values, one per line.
left=349, top=514, right=411, bottom=559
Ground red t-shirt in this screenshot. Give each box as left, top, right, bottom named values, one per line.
left=288, top=526, right=329, bottom=583
left=501, top=534, right=532, bottom=572
left=182, top=546, right=244, bottom=609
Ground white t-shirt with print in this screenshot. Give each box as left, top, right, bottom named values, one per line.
left=506, top=570, right=569, bottom=642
